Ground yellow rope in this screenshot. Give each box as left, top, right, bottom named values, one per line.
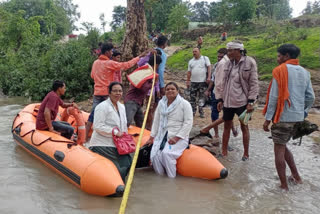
left=118, top=52, right=157, bottom=214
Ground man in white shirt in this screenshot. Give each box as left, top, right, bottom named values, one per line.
left=186, top=48, right=211, bottom=118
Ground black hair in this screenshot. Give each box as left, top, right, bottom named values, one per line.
left=240, top=49, right=247, bottom=56
left=108, top=81, right=123, bottom=93
left=101, top=43, right=114, bottom=54
left=52, top=80, right=65, bottom=92
left=165, top=82, right=179, bottom=91
left=156, top=35, right=168, bottom=47
left=148, top=54, right=162, bottom=66
left=112, top=50, right=121, bottom=57
left=277, top=44, right=300, bottom=59
left=217, top=48, right=227, bottom=55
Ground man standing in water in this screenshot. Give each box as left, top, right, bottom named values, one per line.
left=216, top=41, right=259, bottom=160
left=263, top=44, right=315, bottom=190
left=203, top=48, right=238, bottom=140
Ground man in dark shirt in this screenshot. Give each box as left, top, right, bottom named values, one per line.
left=36, top=80, right=78, bottom=139
left=124, top=55, right=162, bottom=127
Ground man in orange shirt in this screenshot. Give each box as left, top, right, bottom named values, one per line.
left=85, top=43, right=149, bottom=141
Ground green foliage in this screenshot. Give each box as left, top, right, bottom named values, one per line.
left=110, top=5, right=126, bottom=32
left=262, top=22, right=309, bottom=48
left=167, top=3, right=191, bottom=33
left=232, top=0, right=257, bottom=24
left=256, top=0, right=292, bottom=20
left=1, top=0, right=79, bottom=36
left=145, top=0, right=182, bottom=32
left=167, top=27, right=320, bottom=80
left=0, top=2, right=95, bottom=101
left=100, top=25, right=125, bottom=46
left=0, top=34, right=95, bottom=101
left=302, top=1, right=320, bottom=15
left=190, top=1, right=210, bottom=22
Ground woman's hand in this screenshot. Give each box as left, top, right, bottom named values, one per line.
left=146, top=136, right=154, bottom=145
left=168, top=136, right=181, bottom=145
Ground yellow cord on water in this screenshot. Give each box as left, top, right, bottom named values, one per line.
left=118, top=52, right=157, bottom=214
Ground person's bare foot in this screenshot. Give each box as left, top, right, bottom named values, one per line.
left=288, top=175, right=303, bottom=185
left=279, top=185, right=289, bottom=191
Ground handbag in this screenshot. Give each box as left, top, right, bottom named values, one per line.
left=136, top=144, right=152, bottom=168
left=112, top=127, right=136, bottom=155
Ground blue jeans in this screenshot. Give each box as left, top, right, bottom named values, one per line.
left=211, top=92, right=219, bottom=121
left=52, top=121, right=74, bottom=139
left=88, top=95, right=108, bottom=123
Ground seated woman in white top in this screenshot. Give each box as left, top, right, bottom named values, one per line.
left=86, top=82, right=131, bottom=182
left=146, top=82, right=193, bottom=178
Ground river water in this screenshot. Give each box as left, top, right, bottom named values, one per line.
left=1, top=98, right=320, bottom=214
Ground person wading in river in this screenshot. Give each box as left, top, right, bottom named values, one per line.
left=216, top=41, right=259, bottom=160
left=263, top=44, right=315, bottom=190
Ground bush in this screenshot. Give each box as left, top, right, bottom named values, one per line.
left=0, top=35, right=95, bottom=101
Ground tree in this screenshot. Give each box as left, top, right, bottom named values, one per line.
left=110, top=5, right=126, bottom=31
left=274, top=0, right=292, bottom=20
left=256, top=0, right=292, bottom=20
left=80, top=22, right=94, bottom=34
left=167, top=3, right=191, bottom=33
left=208, top=1, right=219, bottom=22
left=190, top=1, right=210, bottom=22
left=120, top=0, right=148, bottom=86
left=145, top=0, right=182, bottom=32
left=1, top=0, right=79, bottom=36
left=302, top=1, right=313, bottom=15
left=232, top=0, right=257, bottom=24
left=99, top=13, right=107, bottom=33
left=312, top=0, right=320, bottom=14
left=216, top=0, right=234, bottom=26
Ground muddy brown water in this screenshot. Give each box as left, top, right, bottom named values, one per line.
left=1, top=97, right=320, bottom=214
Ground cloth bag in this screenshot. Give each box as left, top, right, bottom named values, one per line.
left=112, top=127, right=136, bottom=155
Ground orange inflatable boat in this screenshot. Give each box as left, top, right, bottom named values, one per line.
left=12, top=104, right=124, bottom=197
left=12, top=104, right=227, bottom=197
left=128, top=126, right=228, bottom=180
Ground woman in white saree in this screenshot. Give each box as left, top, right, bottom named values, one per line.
left=146, top=82, right=193, bottom=178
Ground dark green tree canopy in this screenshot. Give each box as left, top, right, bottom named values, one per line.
left=110, top=5, right=126, bottom=31
left=1, top=0, right=79, bottom=36
left=190, top=1, right=210, bottom=22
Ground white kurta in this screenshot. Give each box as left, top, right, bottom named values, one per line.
left=150, top=97, right=193, bottom=178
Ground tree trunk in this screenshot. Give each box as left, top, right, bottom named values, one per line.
left=121, top=0, right=149, bottom=62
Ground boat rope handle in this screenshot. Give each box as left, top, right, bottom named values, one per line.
left=13, top=121, right=76, bottom=148
left=118, top=52, right=157, bottom=214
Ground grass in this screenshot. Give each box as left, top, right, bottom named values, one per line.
left=167, top=27, right=320, bottom=80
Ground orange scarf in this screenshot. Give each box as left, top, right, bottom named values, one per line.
left=98, top=55, right=109, bottom=60
left=262, top=59, right=299, bottom=123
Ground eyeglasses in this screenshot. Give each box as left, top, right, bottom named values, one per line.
left=111, top=90, right=123, bottom=93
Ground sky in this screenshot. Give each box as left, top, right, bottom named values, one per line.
left=73, top=0, right=314, bottom=34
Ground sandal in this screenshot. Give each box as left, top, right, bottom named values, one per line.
left=241, top=156, right=249, bottom=161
